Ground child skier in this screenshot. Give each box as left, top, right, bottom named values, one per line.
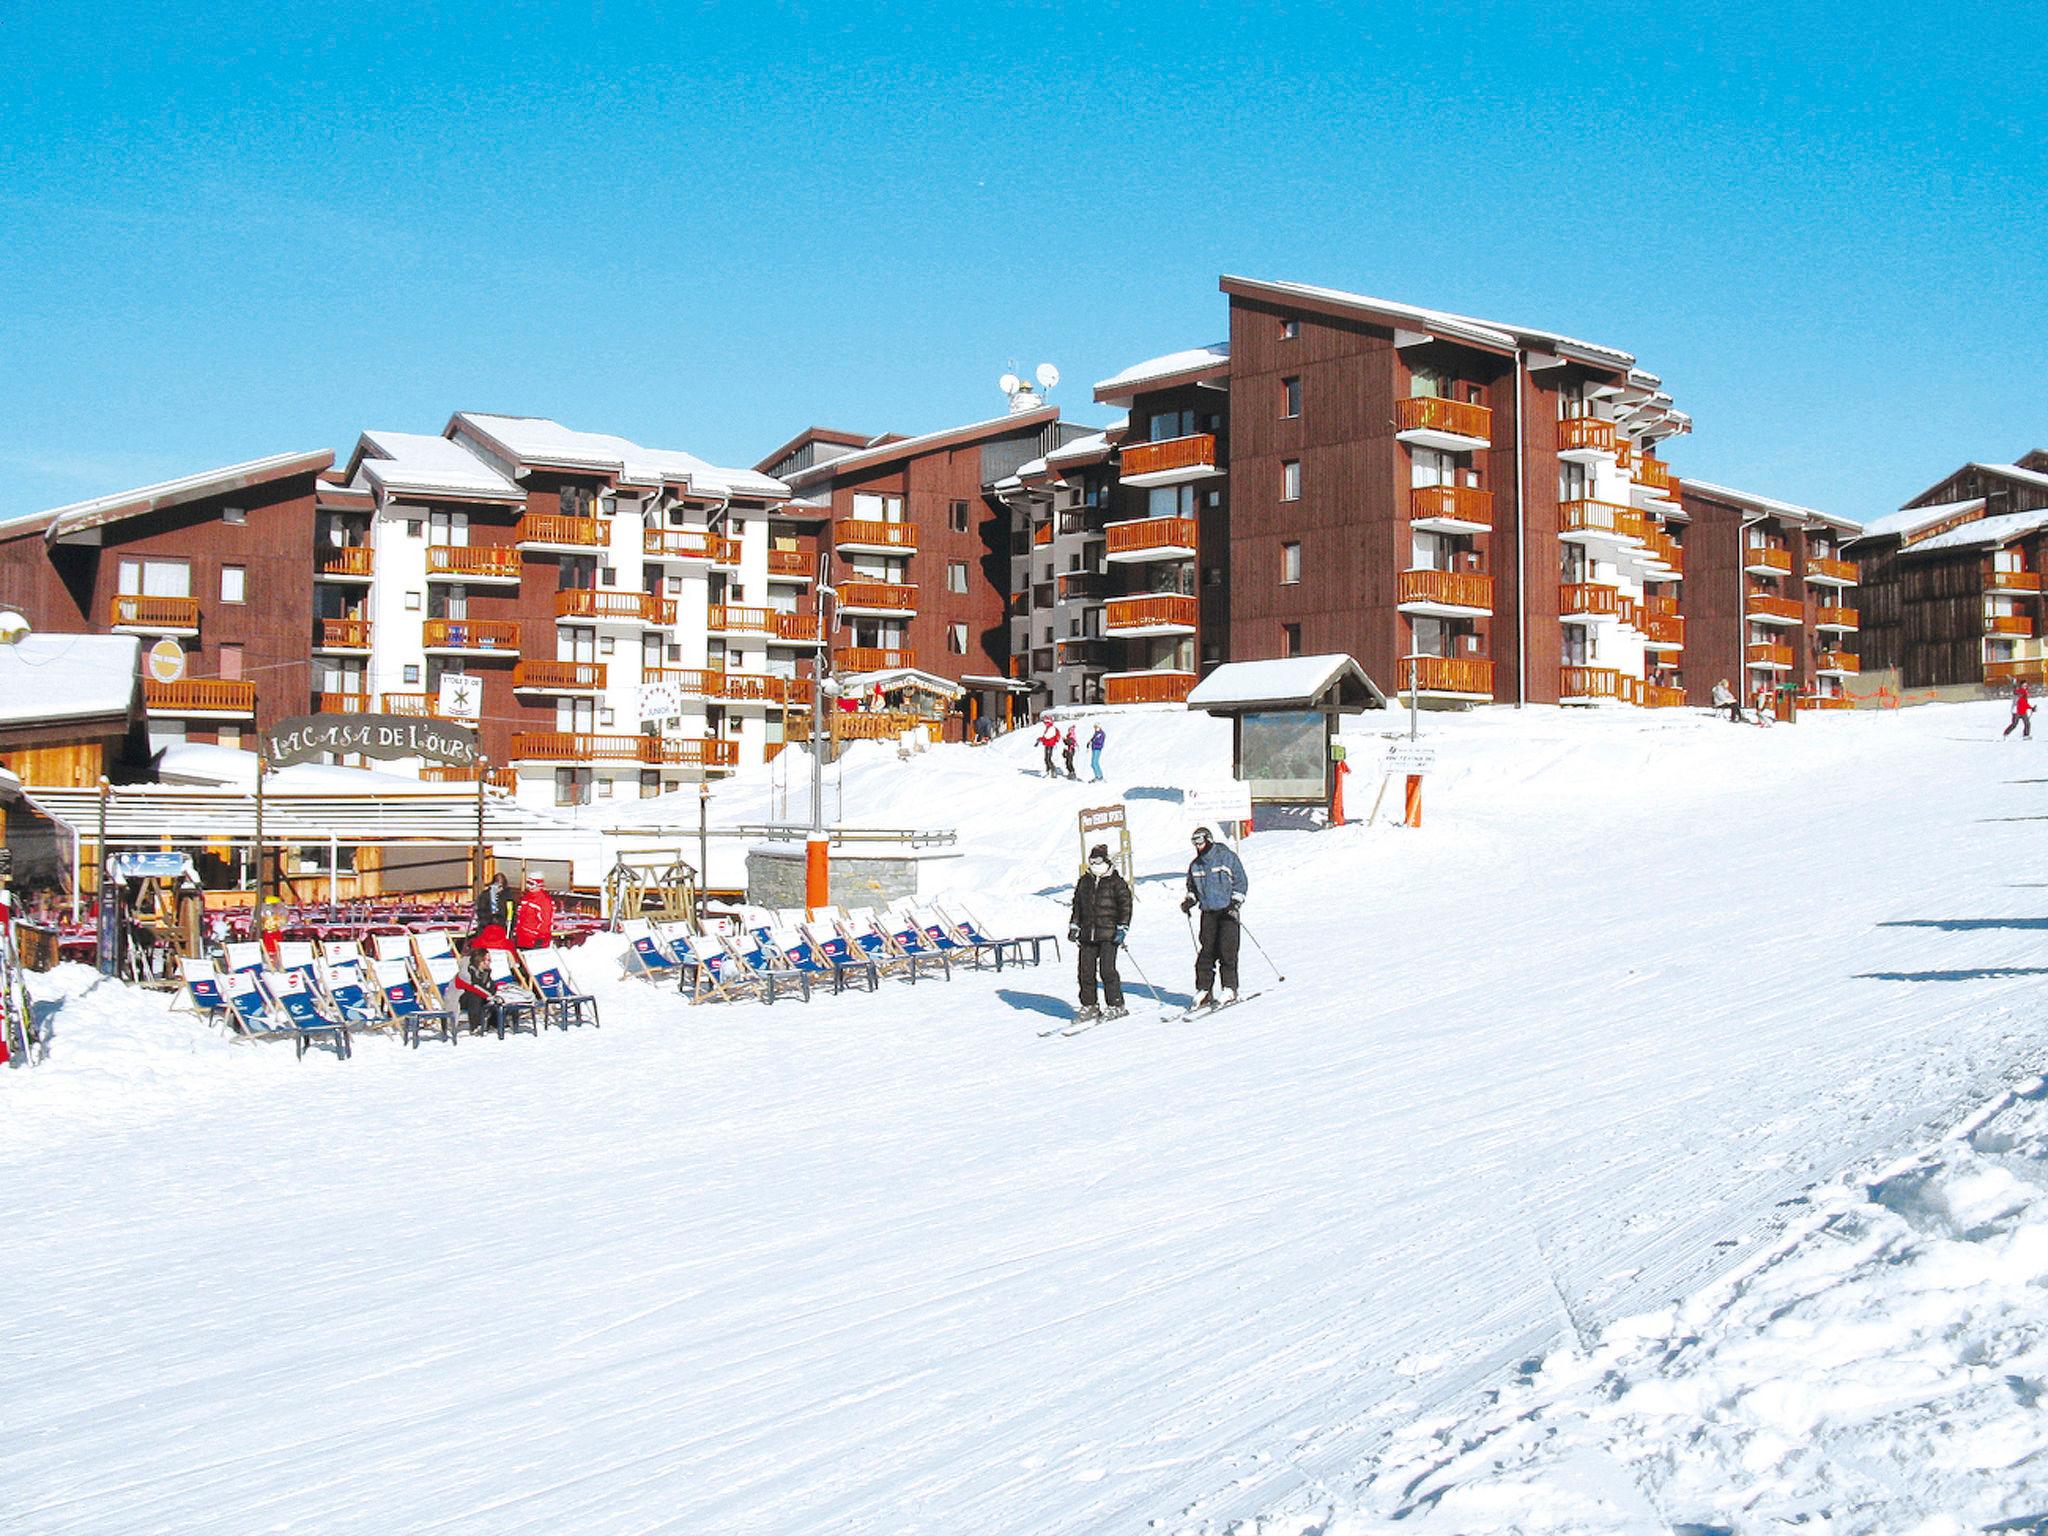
left=1061, top=725, right=1079, bottom=780
left=2007, top=680, right=2033, bottom=739
left=1067, top=842, right=1132, bottom=1023
left=1179, top=825, right=1248, bottom=1009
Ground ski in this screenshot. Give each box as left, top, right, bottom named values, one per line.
left=1171, top=987, right=1271, bottom=1022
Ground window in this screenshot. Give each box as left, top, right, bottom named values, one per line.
left=1282, top=460, right=1301, bottom=502
left=1282, top=622, right=1302, bottom=657
left=219, top=565, right=246, bottom=603
left=405, top=519, right=424, bottom=539
left=1204, top=565, right=1223, bottom=588
left=1150, top=409, right=1195, bottom=442
left=948, top=560, right=969, bottom=594
left=560, top=484, right=595, bottom=517
left=948, top=622, right=968, bottom=654
left=222, top=505, right=246, bottom=525
left=640, top=770, right=661, bottom=799
left=554, top=768, right=593, bottom=807
left=852, top=492, right=904, bottom=522
left=1281, top=542, right=1302, bottom=585
left=218, top=644, right=243, bottom=680
left=1281, top=377, right=1301, bottom=417
left=1148, top=484, right=1195, bottom=519
left=405, top=590, right=422, bottom=611
left=949, top=500, right=970, bottom=532
left=117, top=557, right=190, bottom=598
left=1281, top=317, right=1299, bottom=340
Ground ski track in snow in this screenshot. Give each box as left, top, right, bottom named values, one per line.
left=2, top=703, right=2045, bottom=1534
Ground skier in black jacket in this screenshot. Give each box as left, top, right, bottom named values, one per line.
left=1067, top=842, right=1133, bottom=1022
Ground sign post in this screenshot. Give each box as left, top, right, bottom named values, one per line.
left=1385, top=742, right=1436, bottom=829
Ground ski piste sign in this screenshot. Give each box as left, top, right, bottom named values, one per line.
left=263, top=713, right=481, bottom=768
left=1385, top=743, right=1436, bottom=777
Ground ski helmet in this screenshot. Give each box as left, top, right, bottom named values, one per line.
left=1191, top=826, right=1213, bottom=846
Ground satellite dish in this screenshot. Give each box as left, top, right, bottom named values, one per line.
left=1035, top=363, right=1060, bottom=390
left=0, top=610, right=28, bottom=646
left=998, top=372, right=1022, bottom=397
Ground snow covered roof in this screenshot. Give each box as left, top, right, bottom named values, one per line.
left=1680, top=480, right=1860, bottom=535
left=349, top=431, right=525, bottom=503
left=0, top=634, right=140, bottom=729
left=1897, top=461, right=2048, bottom=511
left=1046, top=427, right=1118, bottom=466
left=154, top=741, right=449, bottom=793
left=1898, top=508, right=2048, bottom=556
left=838, top=666, right=963, bottom=698
left=0, top=450, right=334, bottom=543
left=1852, top=498, right=1986, bottom=545
left=450, top=414, right=790, bottom=501
left=781, top=407, right=1059, bottom=488
left=1092, top=344, right=1231, bottom=403
left=1185, top=654, right=1386, bottom=713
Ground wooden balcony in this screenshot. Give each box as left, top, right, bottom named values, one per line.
left=1816, top=604, right=1859, bottom=630
left=555, top=588, right=674, bottom=625
left=421, top=764, right=519, bottom=791
left=512, top=659, right=607, bottom=692
left=381, top=692, right=452, bottom=719
left=1558, top=500, right=1646, bottom=543
left=1404, top=655, right=1494, bottom=697
left=1104, top=516, right=1199, bottom=563
left=644, top=527, right=742, bottom=563
left=835, top=580, right=919, bottom=615
left=516, top=513, right=607, bottom=550
left=423, top=617, right=519, bottom=651
left=643, top=666, right=721, bottom=697
left=1644, top=681, right=1687, bottom=708
left=1558, top=581, right=1620, bottom=620
left=316, top=617, right=372, bottom=651
left=1986, top=657, right=2048, bottom=686
left=1556, top=417, right=1618, bottom=457
left=144, top=678, right=256, bottom=715
left=716, top=673, right=813, bottom=706
left=1056, top=571, right=1112, bottom=603
left=319, top=545, right=374, bottom=579
left=831, top=712, right=928, bottom=743
left=1817, top=650, right=1860, bottom=674
left=710, top=603, right=775, bottom=635
left=1397, top=568, right=1494, bottom=614
left=767, top=548, right=812, bottom=578
left=1745, top=543, right=1793, bottom=576
left=1558, top=665, right=1625, bottom=701
left=1119, top=433, right=1221, bottom=487
left=1805, top=694, right=1855, bottom=711
left=1987, top=568, right=2042, bottom=594
left=1808, top=554, right=1862, bottom=587
left=109, top=594, right=200, bottom=633
left=1747, top=641, right=1794, bottom=669
left=316, top=691, right=369, bottom=714
left=1104, top=594, right=1199, bottom=635
left=1643, top=614, right=1686, bottom=650
left=773, top=611, right=821, bottom=645
left=1745, top=592, right=1803, bottom=625
left=1641, top=528, right=1686, bottom=577
left=1988, top=613, right=2035, bottom=638
left=645, top=737, right=740, bottom=769
left=427, top=545, right=522, bottom=581
left=834, top=646, right=916, bottom=672
left=1395, top=395, right=1493, bottom=448
left=1102, top=670, right=1196, bottom=705
left=1634, top=454, right=1675, bottom=496
left=834, top=519, right=918, bottom=553
left=512, top=731, right=738, bottom=766
left=1409, top=483, right=1492, bottom=532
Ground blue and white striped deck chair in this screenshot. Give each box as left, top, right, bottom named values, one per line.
left=765, top=924, right=878, bottom=994
left=907, top=905, right=1002, bottom=970
left=259, top=969, right=353, bottom=1060
left=219, top=968, right=281, bottom=1036
left=371, top=955, right=455, bottom=1047
left=318, top=959, right=384, bottom=1028
left=621, top=919, right=685, bottom=984
left=939, top=902, right=1055, bottom=967
left=521, top=946, right=599, bottom=1029
left=178, top=957, right=233, bottom=1026
left=274, top=940, right=320, bottom=990
left=223, top=940, right=265, bottom=978
left=321, top=938, right=365, bottom=968
left=676, top=930, right=757, bottom=1004
left=724, top=930, right=810, bottom=1005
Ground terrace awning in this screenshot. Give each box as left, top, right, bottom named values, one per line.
left=19, top=782, right=576, bottom=849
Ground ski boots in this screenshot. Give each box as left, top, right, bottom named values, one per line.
left=1071, top=1004, right=1102, bottom=1024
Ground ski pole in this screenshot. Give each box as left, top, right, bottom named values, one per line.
left=1118, top=936, right=1163, bottom=1009
left=1236, top=917, right=1286, bottom=983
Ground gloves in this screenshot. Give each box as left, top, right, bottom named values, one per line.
left=1230, top=894, right=1244, bottom=911
left=1113, top=925, right=1128, bottom=947
left=1179, top=897, right=1195, bottom=915
left=1067, top=924, right=1080, bottom=943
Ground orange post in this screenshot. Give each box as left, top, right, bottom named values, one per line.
left=1330, top=758, right=1349, bottom=826
left=804, top=833, right=829, bottom=916
left=1403, top=774, right=1423, bottom=828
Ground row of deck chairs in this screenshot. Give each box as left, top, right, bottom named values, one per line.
left=179, top=933, right=598, bottom=1059
left=622, top=902, right=1056, bottom=1006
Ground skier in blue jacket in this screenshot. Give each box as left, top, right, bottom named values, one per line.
left=1179, top=825, right=1247, bottom=1008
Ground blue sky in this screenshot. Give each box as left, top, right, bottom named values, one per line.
left=2, top=1, right=2042, bottom=521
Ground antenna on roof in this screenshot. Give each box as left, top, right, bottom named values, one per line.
left=1001, top=361, right=1058, bottom=415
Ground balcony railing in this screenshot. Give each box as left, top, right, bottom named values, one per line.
left=1105, top=517, right=1199, bottom=558
left=1396, top=396, right=1493, bottom=442
left=1748, top=641, right=1794, bottom=667
left=1556, top=417, right=1618, bottom=455
left=717, top=673, right=814, bottom=706
left=317, top=618, right=372, bottom=649
left=1559, top=581, right=1620, bottom=619
left=427, top=545, right=522, bottom=580
left=834, top=646, right=916, bottom=672
left=516, top=513, right=606, bottom=549
left=1634, top=455, right=1675, bottom=495
left=1409, top=484, right=1493, bottom=529
left=830, top=712, right=928, bottom=742
left=1817, top=604, right=1860, bottom=628
left=1809, top=555, right=1862, bottom=585
left=643, top=666, right=722, bottom=697
left=774, top=612, right=820, bottom=643
left=1558, top=500, right=1646, bottom=542
left=1643, top=614, right=1686, bottom=648
left=1102, top=671, right=1196, bottom=705
left=1104, top=594, right=1199, bottom=632
left=144, top=678, right=256, bottom=713
left=1056, top=571, right=1112, bottom=602
left=1986, top=658, right=2048, bottom=686
left=767, top=549, right=811, bottom=578
left=1745, top=543, right=1793, bottom=574
left=1746, top=593, right=1803, bottom=623
left=834, top=519, right=918, bottom=552
left=381, top=692, right=452, bottom=719
left=644, top=527, right=742, bottom=563
left=710, top=603, right=774, bottom=635
left=1987, top=613, right=2035, bottom=638
left=1405, top=655, right=1494, bottom=696
left=1817, top=650, right=1861, bottom=672
left=1642, top=528, right=1686, bottom=573
left=109, top=594, right=200, bottom=630
left=1987, top=568, right=2042, bottom=594
left=1119, top=433, right=1218, bottom=480
left=423, top=617, right=519, bottom=651
left=1398, top=568, right=1494, bottom=610
left=646, top=737, right=740, bottom=768
left=513, top=732, right=739, bottom=767
left=421, top=764, right=520, bottom=791
left=319, top=545, right=374, bottom=578
left=315, top=691, right=370, bottom=714
left=1644, top=681, right=1687, bottom=708
left=555, top=588, right=675, bottom=624
left=836, top=580, right=919, bottom=612
left=1560, top=665, right=1625, bottom=699
left=513, top=659, right=607, bottom=691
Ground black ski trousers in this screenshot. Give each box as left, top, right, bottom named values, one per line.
left=1077, top=939, right=1124, bottom=1008
left=1195, top=907, right=1240, bottom=993
left=2007, top=710, right=2032, bottom=738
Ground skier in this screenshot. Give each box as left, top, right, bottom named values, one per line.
left=1061, top=724, right=1079, bottom=780
left=1089, top=722, right=1107, bottom=782
left=513, top=873, right=555, bottom=950
left=1710, top=677, right=1741, bottom=724
left=1037, top=712, right=1061, bottom=777
left=2006, top=680, right=2034, bottom=739
left=1179, top=825, right=1248, bottom=1009
left=1067, top=841, right=1132, bottom=1023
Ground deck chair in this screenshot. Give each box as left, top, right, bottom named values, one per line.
left=723, top=931, right=810, bottom=1005
left=481, top=949, right=542, bottom=1036
left=321, top=938, right=365, bottom=968
left=675, top=930, right=759, bottom=1004
left=763, top=923, right=878, bottom=995
left=318, top=959, right=385, bottom=1028
left=520, top=946, right=599, bottom=1029
left=620, top=919, right=687, bottom=984
left=907, top=905, right=1004, bottom=969
left=371, top=955, right=456, bottom=1047
left=882, top=908, right=954, bottom=979
left=274, top=940, right=320, bottom=988
left=260, top=970, right=353, bottom=1060
left=178, top=957, right=233, bottom=1027
left=839, top=909, right=946, bottom=984
left=222, top=940, right=266, bottom=976
left=940, top=902, right=1056, bottom=967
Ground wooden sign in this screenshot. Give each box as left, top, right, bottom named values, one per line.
left=263, top=713, right=480, bottom=768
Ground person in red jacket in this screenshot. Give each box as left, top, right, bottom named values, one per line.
left=2006, top=679, right=2034, bottom=739
left=1036, top=713, right=1061, bottom=778
left=513, top=874, right=555, bottom=949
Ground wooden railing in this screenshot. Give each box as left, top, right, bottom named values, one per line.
left=144, top=678, right=256, bottom=713
left=1559, top=581, right=1619, bottom=618
left=109, top=594, right=200, bottom=629
left=831, top=711, right=929, bottom=742
left=1816, top=604, right=1859, bottom=628
left=1745, top=543, right=1793, bottom=573
left=1559, top=665, right=1624, bottom=699
left=315, top=691, right=369, bottom=714
left=1987, top=568, right=2041, bottom=593
left=516, top=513, right=606, bottom=548
left=834, top=519, right=917, bottom=551
left=514, top=732, right=658, bottom=764
left=644, top=527, right=742, bottom=563
left=643, top=666, right=721, bottom=697
left=1644, top=681, right=1687, bottom=708
left=555, top=588, right=674, bottom=624
left=709, top=603, right=774, bottom=634
left=717, top=673, right=814, bottom=705
left=1805, top=694, right=1855, bottom=711
left=1105, top=594, right=1199, bottom=632
left=1558, top=500, right=1646, bottom=542
left=1987, top=613, right=2035, bottom=638
left=1634, top=455, right=1674, bottom=494
left=1809, top=555, right=1861, bottom=585
left=1645, top=594, right=1680, bottom=617
left=1398, top=568, right=1494, bottom=610
left=767, top=548, right=811, bottom=577
left=1105, top=517, right=1198, bottom=556
left=1406, top=655, right=1494, bottom=696
left=423, top=617, right=519, bottom=650
left=836, top=580, right=919, bottom=611
left=318, top=617, right=372, bottom=649
left=320, top=545, right=373, bottom=578
left=1119, top=433, right=1218, bottom=479
left=421, top=764, right=519, bottom=791
left=427, top=544, right=522, bottom=580
left=381, top=692, right=451, bottom=719
left=1746, top=592, right=1803, bottom=623
left=834, top=646, right=916, bottom=672
left=1986, top=658, right=2048, bottom=685
left=513, top=659, right=606, bottom=691
left=1556, top=417, right=1618, bottom=455
left=1102, top=671, right=1196, bottom=705
left=1747, top=641, right=1794, bottom=667
left=1643, top=615, right=1686, bottom=648
left=774, top=612, right=821, bottom=643
left=1396, top=395, right=1493, bottom=441
left=1817, top=650, right=1860, bottom=672
left=1409, top=484, right=1493, bottom=528
left=1643, top=529, right=1686, bottom=573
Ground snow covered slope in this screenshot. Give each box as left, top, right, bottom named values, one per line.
left=4, top=701, right=2045, bottom=1534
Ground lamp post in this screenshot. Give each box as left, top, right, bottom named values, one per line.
left=807, top=557, right=837, bottom=915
